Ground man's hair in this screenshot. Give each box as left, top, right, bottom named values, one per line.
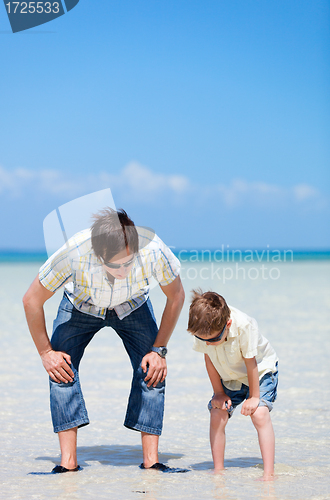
left=91, top=208, right=139, bottom=261
left=187, top=289, right=230, bottom=337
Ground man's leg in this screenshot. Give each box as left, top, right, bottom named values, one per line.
left=50, top=294, right=103, bottom=468
left=109, top=300, right=164, bottom=466
left=58, top=427, right=78, bottom=469
left=141, top=432, right=159, bottom=468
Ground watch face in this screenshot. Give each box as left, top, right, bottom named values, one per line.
left=160, top=347, right=167, bottom=357
left=153, top=346, right=167, bottom=357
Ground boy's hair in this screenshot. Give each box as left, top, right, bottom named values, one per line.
left=91, top=208, right=139, bottom=261
left=187, top=289, right=230, bottom=337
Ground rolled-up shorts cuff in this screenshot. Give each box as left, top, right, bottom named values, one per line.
left=53, top=418, right=90, bottom=433
left=124, top=421, right=162, bottom=436
left=207, top=399, right=235, bottom=418
left=208, top=396, right=273, bottom=415
left=259, top=398, right=274, bottom=411
left=208, top=364, right=278, bottom=417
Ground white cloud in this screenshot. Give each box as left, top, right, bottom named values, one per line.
left=293, top=183, right=319, bottom=202
left=0, top=165, right=86, bottom=199
left=0, top=163, right=327, bottom=212
left=211, top=178, right=325, bottom=209
left=14, top=167, right=34, bottom=180
left=104, top=162, right=190, bottom=196
left=0, top=165, right=17, bottom=193
left=38, top=169, right=84, bottom=196
left=222, top=179, right=284, bottom=208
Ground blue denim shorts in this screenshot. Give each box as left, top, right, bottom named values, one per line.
left=208, top=363, right=278, bottom=418
left=49, top=293, right=164, bottom=435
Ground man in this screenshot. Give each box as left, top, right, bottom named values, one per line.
left=23, top=208, right=185, bottom=473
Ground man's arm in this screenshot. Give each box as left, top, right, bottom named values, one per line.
left=141, top=275, right=185, bottom=387
left=23, top=275, right=74, bottom=383
left=241, top=356, right=260, bottom=416
left=205, top=354, right=232, bottom=409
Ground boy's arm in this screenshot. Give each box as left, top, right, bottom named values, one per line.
left=241, top=356, right=260, bottom=416
left=205, top=354, right=232, bottom=410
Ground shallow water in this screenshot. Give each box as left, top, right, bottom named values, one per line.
left=0, top=261, right=329, bottom=499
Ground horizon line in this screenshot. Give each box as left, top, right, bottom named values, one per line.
left=1, top=248, right=330, bottom=263
left=1, top=247, right=330, bottom=253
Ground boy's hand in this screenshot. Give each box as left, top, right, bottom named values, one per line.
left=241, top=396, right=259, bottom=416
left=211, top=393, right=232, bottom=411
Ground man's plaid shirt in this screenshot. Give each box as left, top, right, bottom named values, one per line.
left=39, top=228, right=180, bottom=320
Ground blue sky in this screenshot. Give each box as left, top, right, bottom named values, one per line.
left=0, top=0, right=329, bottom=250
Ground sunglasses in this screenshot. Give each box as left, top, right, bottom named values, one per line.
left=194, top=323, right=227, bottom=343
left=102, top=256, right=135, bottom=270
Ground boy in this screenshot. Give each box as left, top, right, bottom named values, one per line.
left=187, top=290, right=278, bottom=480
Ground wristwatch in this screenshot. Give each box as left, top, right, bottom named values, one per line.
left=151, top=346, right=168, bottom=358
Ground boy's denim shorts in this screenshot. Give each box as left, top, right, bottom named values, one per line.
left=208, top=362, right=278, bottom=418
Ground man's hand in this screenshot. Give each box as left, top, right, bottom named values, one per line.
left=211, top=392, right=232, bottom=411
left=141, top=351, right=167, bottom=388
left=241, top=396, right=259, bottom=416
left=41, top=349, right=74, bottom=383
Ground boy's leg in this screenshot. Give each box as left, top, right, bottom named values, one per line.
left=250, top=367, right=278, bottom=479
left=210, top=408, right=229, bottom=470
left=209, top=383, right=248, bottom=470
left=251, top=406, right=275, bottom=478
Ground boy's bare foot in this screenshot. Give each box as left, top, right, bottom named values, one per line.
left=256, top=473, right=276, bottom=481
left=212, top=467, right=226, bottom=474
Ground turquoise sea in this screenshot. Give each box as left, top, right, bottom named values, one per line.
left=1, top=249, right=330, bottom=263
